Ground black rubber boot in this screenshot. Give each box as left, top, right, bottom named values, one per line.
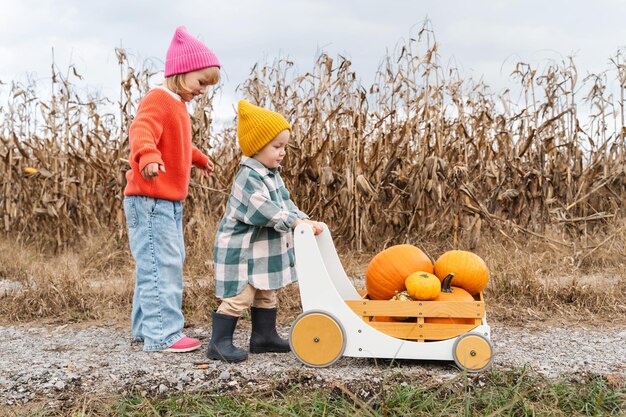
left=207, top=312, right=248, bottom=363
left=249, top=307, right=291, bottom=353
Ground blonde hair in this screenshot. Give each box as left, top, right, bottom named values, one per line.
left=165, top=67, right=221, bottom=96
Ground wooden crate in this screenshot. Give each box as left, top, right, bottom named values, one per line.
left=345, top=291, right=485, bottom=342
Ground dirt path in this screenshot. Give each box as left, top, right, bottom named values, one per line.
left=2, top=318, right=625, bottom=409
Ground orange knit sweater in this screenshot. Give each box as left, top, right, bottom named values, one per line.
left=124, top=88, right=209, bottom=201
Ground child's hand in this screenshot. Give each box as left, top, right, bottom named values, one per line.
left=198, top=159, right=214, bottom=177
left=303, top=219, right=324, bottom=235
left=142, top=163, right=165, bottom=181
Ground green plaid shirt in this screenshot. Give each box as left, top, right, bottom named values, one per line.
left=213, top=157, right=309, bottom=298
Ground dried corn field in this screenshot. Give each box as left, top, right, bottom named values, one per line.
left=1, top=30, right=625, bottom=260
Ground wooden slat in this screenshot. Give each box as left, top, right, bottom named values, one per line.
left=366, top=321, right=480, bottom=341
left=344, top=299, right=485, bottom=319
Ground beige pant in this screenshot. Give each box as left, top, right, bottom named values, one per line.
left=217, top=284, right=277, bottom=317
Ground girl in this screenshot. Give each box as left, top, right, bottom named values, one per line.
left=124, top=26, right=220, bottom=352
left=208, top=100, right=323, bottom=363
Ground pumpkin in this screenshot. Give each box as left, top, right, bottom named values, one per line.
left=405, top=271, right=441, bottom=300
left=433, top=250, right=489, bottom=295
left=426, top=274, right=475, bottom=324
left=365, top=244, right=433, bottom=300
left=372, top=289, right=415, bottom=322
left=389, top=290, right=414, bottom=321
left=390, top=290, right=414, bottom=302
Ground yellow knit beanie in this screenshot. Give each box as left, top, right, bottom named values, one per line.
left=237, top=100, right=291, bottom=157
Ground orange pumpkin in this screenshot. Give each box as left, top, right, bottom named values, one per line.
left=426, top=274, right=476, bottom=325
left=433, top=250, right=489, bottom=295
left=365, top=244, right=433, bottom=300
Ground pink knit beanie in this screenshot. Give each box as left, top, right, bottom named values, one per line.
left=164, top=26, right=221, bottom=77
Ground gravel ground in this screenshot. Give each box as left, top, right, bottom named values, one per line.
left=1, top=319, right=625, bottom=409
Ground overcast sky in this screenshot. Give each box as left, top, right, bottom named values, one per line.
left=1, top=0, right=626, bottom=122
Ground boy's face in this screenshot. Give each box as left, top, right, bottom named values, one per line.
left=253, top=129, right=290, bottom=169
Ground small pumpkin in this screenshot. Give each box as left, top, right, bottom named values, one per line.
left=433, top=250, right=489, bottom=295
left=405, top=271, right=441, bottom=300
left=365, top=244, right=433, bottom=300
left=426, top=274, right=476, bottom=325
left=390, top=290, right=414, bottom=302
left=389, top=290, right=414, bottom=321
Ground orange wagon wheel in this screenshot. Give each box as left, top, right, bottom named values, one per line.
left=452, top=333, right=494, bottom=373
left=289, top=311, right=346, bottom=368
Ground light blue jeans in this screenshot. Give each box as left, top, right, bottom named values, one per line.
left=124, top=196, right=186, bottom=351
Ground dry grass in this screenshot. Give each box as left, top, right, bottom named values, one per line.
left=0, top=218, right=623, bottom=324
left=0, top=233, right=133, bottom=322
left=482, top=230, right=626, bottom=322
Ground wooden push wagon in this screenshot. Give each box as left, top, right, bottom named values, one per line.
left=289, top=223, right=494, bottom=372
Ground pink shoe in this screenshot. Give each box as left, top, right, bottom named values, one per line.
left=163, top=336, right=201, bottom=353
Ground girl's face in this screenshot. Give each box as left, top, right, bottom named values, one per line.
left=253, top=129, right=290, bottom=169
left=180, top=67, right=219, bottom=102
